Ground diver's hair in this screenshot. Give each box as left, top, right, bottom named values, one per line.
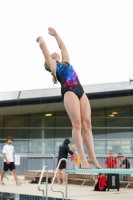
left=44, top=62, right=58, bottom=84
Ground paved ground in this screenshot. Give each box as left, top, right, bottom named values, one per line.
left=0, top=176, right=133, bottom=200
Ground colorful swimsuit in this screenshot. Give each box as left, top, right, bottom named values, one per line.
left=56, top=61, right=84, bottom=100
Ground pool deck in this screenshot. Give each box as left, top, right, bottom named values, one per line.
left=0, top=175, right=133, bottom=200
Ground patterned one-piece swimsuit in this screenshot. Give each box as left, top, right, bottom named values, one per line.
left=56, top=61, right=84, bottom=100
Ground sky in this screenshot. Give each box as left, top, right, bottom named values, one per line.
left=0, top=0, right=133, bottom=93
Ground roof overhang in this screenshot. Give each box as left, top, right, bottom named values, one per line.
left=0, top=81, right=133, bottom=116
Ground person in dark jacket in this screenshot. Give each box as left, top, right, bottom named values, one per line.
left=57, top=138, right=73, bottom=184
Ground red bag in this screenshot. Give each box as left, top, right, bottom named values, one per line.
left=94, top=175, right=108, bottom=191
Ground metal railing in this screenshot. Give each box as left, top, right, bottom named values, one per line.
left=0, top=154, right=55, bottom=175
left=38, top=165, right=48, bottom=199
left=51, top=158, right=68, bottom=200
left=0, top=153, right=132, bottom=191
left=0, top=154, right=132, bottom=174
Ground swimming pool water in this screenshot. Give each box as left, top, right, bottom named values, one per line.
left=0, top=192, right=71, bottom=200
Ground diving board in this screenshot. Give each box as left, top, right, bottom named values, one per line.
left=66, top=168, right=133, bottom=174
left=51, top=158, right=133, bottom=200
left=65, top=168, right=133, bottom=199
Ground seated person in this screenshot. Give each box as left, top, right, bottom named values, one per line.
left=105, top=150, right=117, bottom=168
left=117, top=152, right=130, bottom=168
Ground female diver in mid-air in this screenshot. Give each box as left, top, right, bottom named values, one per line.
left=36, top=27, right=101, bottom=169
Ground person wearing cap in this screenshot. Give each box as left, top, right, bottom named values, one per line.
left=105, top=150, right=117, bottom=168
left=117, top=152, right=130, bottom=169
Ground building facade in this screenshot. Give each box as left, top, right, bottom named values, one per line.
left=0, top=81, right=133, bottom=156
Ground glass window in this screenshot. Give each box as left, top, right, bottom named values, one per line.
left=55, top=111, right=71, bottom=127
left=30, top=114, right=43, bottom=139
left=91, top=108, right=106, bottom=139
left=131, top=105, right=133, bottom=115
left=93, top=129, right=106, bottom=139
left=30, top=128, right=54, bottom=139
left=131, top=106, right=133, bottom=138
left=43, top=117, right=55, bottom=127
left=43, top=139, right=55, bottom=154
left=131, top=139, right=133, bottom=154
left=28, top=139, right=54, bottom=154
left=0, top=140, right=28, bottom=154
left=91, top=108, right=105, bottom=117
left=3, top=115, right=29, bottom=139
left=94, top=140, right=107, bottom=155
left=0, top=140, right=4, bottom=153
left=13, top=140, right=29, bottom=153
left=84, top=139, right=107, bottom=155
left=29, top=140, right=42, bottom=154
left=55, top=117, right=71, bottom=127
left=106, top=106, right=131, bottom=128
left=29, top=129, right=42, bottom=139
left=106, top=106, right=131, bottom=139
left=4, top=115, right=29, bottom=127
left=107, top=139, right=131, bottom=155
left=106, top=129, right=131, bottom=139
left=0, top=117, right=4, bottom=147
left=55, top=111, right=68, bottom=117
left=92, top=117, right=105, bottom=127
left=0, top=129, right=3, bottom=154
left=91, top=108, right=105, bottom=127
left=3, top=129, right=29, bottom=139
left=0, top=106, right=132, bottom=155
left=29, top=113, right=55, bottom=139
left=106, top=117, right=131, bottom=128
left=0, top=116, right=4, bottom=127
left=106, top=106, right=130, bottom=117
left=30, top=113, right=42, bottom=127
left=55, top=128, right=71, bottom=138
left=43, top=128, right=54, bottom=139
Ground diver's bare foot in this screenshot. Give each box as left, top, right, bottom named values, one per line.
left=88, top=157, right=102, bottom=169
left=81, top=160, right=91, bottom=169
left=58, top=182, right=62, bottom=185
left=62, top=182, right=66, bottom=185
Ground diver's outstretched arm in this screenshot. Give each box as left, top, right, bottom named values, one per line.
left=48, top=27, right=70, bottom=63
left=36, top=36, right=55, bottom=72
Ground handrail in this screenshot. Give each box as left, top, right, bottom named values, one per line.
left=1, top=126, right=133, bottom=130
left=38, top=165, right=48, bottom=200
left=0, top=154, right=133, bottom=158
left=51, top=158, right=68, bottom=200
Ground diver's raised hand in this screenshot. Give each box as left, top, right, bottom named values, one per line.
left=48, top=27, right=57, bottom=36
left=36, top=36, right=43, bottom=43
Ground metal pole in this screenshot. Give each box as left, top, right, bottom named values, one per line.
left=65, top=173, right=68, bottom=200
left=46, top=166, right=48, bottom=199
left=51, top=158, right=67, bottom=200
left=38, top=166, right=48, bottom=200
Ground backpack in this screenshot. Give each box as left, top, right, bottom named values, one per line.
left=94, top=175, right=108, bottom=191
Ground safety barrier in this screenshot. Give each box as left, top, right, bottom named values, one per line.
left=0, top=154, right=132, bottom=188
